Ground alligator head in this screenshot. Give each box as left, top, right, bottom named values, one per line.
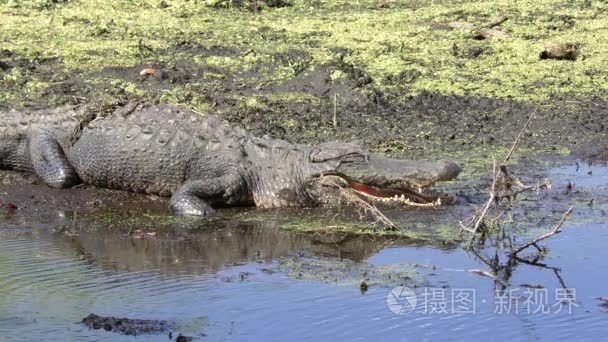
left=305, top=142, right=461, bottom=206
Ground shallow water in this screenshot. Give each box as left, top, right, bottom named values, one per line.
left=1, top=163, right=607, bottom=341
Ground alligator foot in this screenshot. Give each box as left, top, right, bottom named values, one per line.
left=171, top=195, right=217, bottom=216
left=170, top=180, right=220, bottom=216
left=29, top=131, right=80, bottom=188
left=170, top=176, right=247, bottom=216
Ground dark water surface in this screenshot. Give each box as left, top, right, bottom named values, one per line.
left=0, top=163, right=607, bottom=341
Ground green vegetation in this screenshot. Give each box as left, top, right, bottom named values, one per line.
left=1, top=0, right=607, bottom=107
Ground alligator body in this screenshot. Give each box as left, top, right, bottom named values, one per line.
left=0, top=104, right=461, bottom=215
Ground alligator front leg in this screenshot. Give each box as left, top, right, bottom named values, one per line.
left=29, top=131, right=80, bottom=188
left=170, top=175, right=244, bottom=216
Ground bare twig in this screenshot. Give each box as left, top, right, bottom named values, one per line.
left=509, top=206, right=574, bottom=257
left=449, top=17, right=510, bottom=40
left=318, top=176, right=397, bottom=228
left=461, top=159, right=498, bottom=233
left=333, top=94, right=338, bottom=128
left=503, top=106, right=538, bottom=164
left=339, top=187, right=397, bottom=228
left=483, top=16, right=509, bottom=29
left=461, top=106, right=540, bottom=234
left=468, top=268, right=509, bottom=286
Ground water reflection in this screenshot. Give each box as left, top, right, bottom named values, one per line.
left=26, top=217, right=432, bottom=275
left=1, top=163, right=608, bottom=341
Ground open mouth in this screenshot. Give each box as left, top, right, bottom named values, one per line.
left=347, top=180, right=454, bottom=207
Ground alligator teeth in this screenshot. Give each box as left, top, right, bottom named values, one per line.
left=418, top=187, right=423, bottom=193
left=354, top=189, right=446, bottom=208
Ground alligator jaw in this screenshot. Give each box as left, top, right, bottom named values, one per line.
left=347, top=180, right=455, bottom=207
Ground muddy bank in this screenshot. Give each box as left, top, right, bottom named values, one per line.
left=1, top=154, right=605, bottom=242
left=0, top=168, right=467, bottom=245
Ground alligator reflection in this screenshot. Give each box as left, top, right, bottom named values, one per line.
left=56, top=219, right=423, bottom=275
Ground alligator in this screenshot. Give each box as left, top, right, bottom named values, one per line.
left=82, top=313, right=176, bottom=335
left=0, top=104, right=461, bottom=216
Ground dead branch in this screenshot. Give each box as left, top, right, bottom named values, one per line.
left=468, top=268, right=509, bottom=286
left=461, top=106, right=541, bottom=234
left=504, top=106, right=538, bottom=164
left=460, top=160, right=498, bottom=233
left=338, top=187, right=397, bottom=228
left=468, top=268, right=498, bottom=279
left=448, top=16, right=510, bottom=39
left=483, top=16, right=509, bottom=29
left=509, top=206, right=574, bottom=257
left=318, top=176, right=397, bottom=229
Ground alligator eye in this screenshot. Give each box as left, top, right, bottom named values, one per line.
left=310, top=142, right=369, bottom=163
left=340, top=152, right=367, bottom=163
